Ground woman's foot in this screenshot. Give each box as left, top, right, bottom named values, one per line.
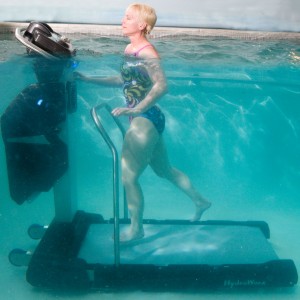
left=120, top=227, right=145, bottom=243
left=191, top=200, right=211, bottom=222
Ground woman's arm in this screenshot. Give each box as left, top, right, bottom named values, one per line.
left=75, top=71, right=123, bottom=87
left=135, top=59, right=168, bottom=113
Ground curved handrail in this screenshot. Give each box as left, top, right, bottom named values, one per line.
left=91, top=102, right=128, bottom=218
left=90, top=102, right=127, bottom=267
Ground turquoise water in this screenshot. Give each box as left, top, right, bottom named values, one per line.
left=0, top=35, right=300, bottom=299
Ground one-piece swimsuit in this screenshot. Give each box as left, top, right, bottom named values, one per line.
left=120, top=44, right=165, bottom=134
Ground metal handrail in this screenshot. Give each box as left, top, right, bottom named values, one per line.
left=90, top=102, right=127, bottom=267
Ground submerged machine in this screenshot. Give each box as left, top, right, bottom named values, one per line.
left=1, top=22, right=77, bottom=205
left=1, top=22, right=298, bottom=291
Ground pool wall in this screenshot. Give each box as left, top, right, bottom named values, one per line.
left=1, top=0, right=300, bottom=32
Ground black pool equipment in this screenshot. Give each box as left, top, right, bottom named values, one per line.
left=4, top=24, right=298, bottom=291
left=15, top=21, right=76, bottom=59
left=1, top=22, right=77, bottom=204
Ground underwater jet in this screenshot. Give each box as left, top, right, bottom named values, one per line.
left=1, top=22, right=77, bottom=204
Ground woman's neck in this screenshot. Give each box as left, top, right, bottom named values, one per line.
left=129, top=34, right=149, bottom=50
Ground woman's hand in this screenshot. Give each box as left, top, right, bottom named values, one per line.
left=111, top=107, right=141, bottom=117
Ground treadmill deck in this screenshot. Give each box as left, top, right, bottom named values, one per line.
left=79, top=223, right=278, bottom=265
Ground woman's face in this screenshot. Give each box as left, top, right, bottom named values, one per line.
left=122, top=7, right=145, bottom=36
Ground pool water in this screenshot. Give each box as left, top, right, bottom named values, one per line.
left=0, top=35, right=300, bottom=299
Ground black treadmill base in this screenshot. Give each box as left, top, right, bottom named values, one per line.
left=23, top=211, right=298, bottom=291
left=93, top=260, right=297, bottom=291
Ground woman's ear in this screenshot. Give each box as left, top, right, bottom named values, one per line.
left=138, top=22, right=147, bottom=32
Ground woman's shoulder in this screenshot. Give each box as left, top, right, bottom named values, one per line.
left=124, top=44, right=131, bottom=54
left=124, top=43, right=159, bottom=59
left=140, top=44, right=160, bottom=59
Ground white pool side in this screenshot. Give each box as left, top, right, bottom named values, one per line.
left=1, top=22, right=300, bottom=41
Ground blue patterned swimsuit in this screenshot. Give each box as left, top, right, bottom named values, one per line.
left=120, top=50, right=165, bottom=134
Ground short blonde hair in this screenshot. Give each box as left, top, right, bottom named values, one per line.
left=128, top=3, right=157, bottom=35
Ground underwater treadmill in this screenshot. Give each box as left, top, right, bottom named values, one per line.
left=15, top=212, right=297, bottom=291
left=8, top=103, right=298, bottom=291
left=4, top=22, right=298, bottom=291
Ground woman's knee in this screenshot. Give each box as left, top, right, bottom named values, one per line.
left=152, top=165, right=172, bottom=179
left=121, top=154, right=145, bottom=187
left=121, top=167, right=139, bottom=187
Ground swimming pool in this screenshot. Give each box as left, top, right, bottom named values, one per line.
left=0, top=24, right=300, bottom=299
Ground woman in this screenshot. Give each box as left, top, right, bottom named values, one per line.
left=77, top=3, right=211, bottom=242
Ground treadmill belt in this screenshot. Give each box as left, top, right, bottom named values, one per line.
left=79, top=223, right=278, bottom=265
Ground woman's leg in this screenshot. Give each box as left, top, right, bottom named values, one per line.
left=121, top=117, right=160, bottom=242
left=150, top=137, right=211, bottom=221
